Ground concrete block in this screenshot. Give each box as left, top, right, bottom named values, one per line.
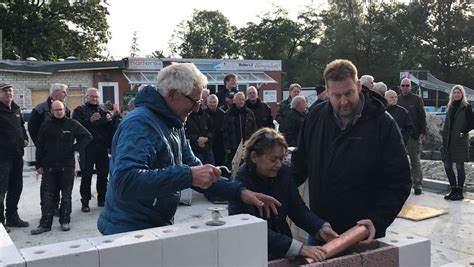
left=214, top=214, right=267, bottom=267
left=424, top=178, right=450, bottom=192
left=0, top=231, right=25, bottom=267
left=87, top=228, right=162, bottom=267
left=320, top=253, right=362, bottom=267
left=378, top=234, right=430, bottom=267
left=360, top=244, right=398, bottom=267
left=20, top=238, right=98, bottom=267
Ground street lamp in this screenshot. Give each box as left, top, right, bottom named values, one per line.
left=417, top=63, right=422, bottom=96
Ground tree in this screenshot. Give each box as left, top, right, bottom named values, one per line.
left=0, top=0, right=110, bottom=60
left=129, top=31, right=140, bottom=58
left=168, top=10, right=238, bottom=58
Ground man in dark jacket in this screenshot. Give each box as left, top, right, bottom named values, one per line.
left=97, top=63, right=280, bottom=235
left=185, top=106, right=214, bottom=164
left=31, top=101, right=92, bottom=235
left=397, top=78, right=427, bottom=195
left=0, top=83, right=29, bottom=232
left=309, top=85, right=327, bottom=113
left=281, top=95, right=307, bottom=147
left=205, top=94, right=226, bottom=167
left=216, top=73, right=238, bottom=109
left=28, top=83, right=70, bottom=145
left=385, top=89, right=414, bottom=145
left=223, top=92, right=257, bottom=168
left=276, top=83, right=301, bottom=127
left=245, top=86, right=274, bottom=129
left=291, top=59, right=411, bottom=242
left=73, top=88, right=113, bottom=212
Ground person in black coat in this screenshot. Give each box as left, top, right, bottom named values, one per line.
left=245, top=86, right=274, bottom=129
left=281, top=96, right=307, bottom=147
left=441, top=85, right=474, bottom=201
left=0, top=83, right=29, bottom=232
left=385, top=90, right=414, bottom=145
left=72, top=88, right=113, bottom=212
left=205, top=94, right=226, bottom=167
left=31, top=101, right=92, bottom=235
left=185, top=106, right=214, bottom=164
left=216, top=74, right=238, bottom=109
left=229, top=128, right=339, bottom=262
left=292, top=60, right=410, bottom=243
left=309, top=85, right=327, bottom=113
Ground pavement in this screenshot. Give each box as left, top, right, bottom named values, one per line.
left=5, top=164, right=474, bottom=266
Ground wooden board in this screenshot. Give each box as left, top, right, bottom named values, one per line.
left=398, top=203, right=448, bottom=221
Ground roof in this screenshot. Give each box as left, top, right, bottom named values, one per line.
left=0, top=59, right=125, bottom=75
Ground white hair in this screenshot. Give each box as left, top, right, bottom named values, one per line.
left=207, top=94, right=218, bottom=103
left=86, top=87, right=98, bottom=96
left=234, top=92, right=245, bottom=100
left=156, top=63, right=208, bottom=97
left=372, top=82, right=387, bottom=96
left=49, top=83, right=68, bottom=95
left=290, top=95, right=306, bottom=109
left=360, top=75, right=374, bottom=88
left=385, top=89, right=397, bottom=97
left=202, top=88, right=210, bottom=95
left=246, top=86, right=257, bottom=93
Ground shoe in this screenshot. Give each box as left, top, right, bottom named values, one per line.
left=444, top=187, right=456, bottom=200
left=54, top=208, right=60, bottom=217
left=6, top=213, right=29, bottom=227
left=414, top=188, right=422, bottom=195
left=98, top=201, right=105, bottom=207
left=451, top=187, right=464, bottom=201
left=60, top=223, right=70, bottom=231
left=81, top=200, right=90, bottom=212
left=31, top=226, right=51, bottom=235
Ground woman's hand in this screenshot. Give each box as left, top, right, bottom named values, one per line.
left=299, top=245, right=327, bottom=262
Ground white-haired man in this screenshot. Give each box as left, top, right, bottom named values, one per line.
left=28, top=83, right=69, bottom=145
left=281, top=95, right=307, bottom=147
left=360, top=75, right=374, bottom=91
left=97, top=63, right=280, bottom=235
left=245, top=86, right=274, bottom=129
left=372, top=82, right=387, bottom=97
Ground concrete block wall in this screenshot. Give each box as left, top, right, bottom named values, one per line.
left=0, top=71, right=93, bottom=109
left=378, top=234, right=430, bottom=267
left=0, top=214, right=267, bottom=267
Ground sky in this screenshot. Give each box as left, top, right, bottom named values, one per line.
left=105, top=0, right=327, bottom=59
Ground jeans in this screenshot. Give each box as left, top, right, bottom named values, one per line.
left=443, top=160, right=465, bottom=188
left=80, top=145, right=109, bottom=203
left=40, top=167, right=75, bottom=227
left=0, top=157, right=24, bottom=222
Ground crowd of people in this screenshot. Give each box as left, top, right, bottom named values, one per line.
left=0, top=58, right=472, bottom=262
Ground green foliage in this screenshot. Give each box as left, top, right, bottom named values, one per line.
left=0, top=0, right=110, bottom=61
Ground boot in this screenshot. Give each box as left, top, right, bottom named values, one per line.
left=444, top=187, right=456, bottom=200
left=451, top=187, right=464, bottom=201
left=6, top=213, right=29, bottom=227
left=31, top=225, right=51, bottom=235
left=81, top=200, right=90, bottom=212
left=60, top=223, right=70, bottom=232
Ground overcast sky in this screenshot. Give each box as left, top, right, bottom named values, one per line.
left=105, top=0, right=327, bottom=59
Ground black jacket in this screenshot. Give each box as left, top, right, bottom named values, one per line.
left=397, top=93, right=427, bottom=138
left=0, top=101, right=27, bottom=160
left=36, top=117, right=92, bottom=169
left=246, top=99, right=274, bottom=129
left=222, top=104, right=257, bottom=151
left=387, top=105, right=414, bottom=145
left=185, top=107, right=214, bottom=154
left=72, top=102, right=113, bottom=149
left=229, top=164, right=325, bottom=260
left=442, top=102, right=473, bottom=162
left=216, top=87, right=238, bottom=109
left=28, top=97, right=71, bottom=145
left=205, top=107, right=226, bottom=164
left=291, top=90, right=411, bottom=238
left=281, top=108, right=307, bottom=147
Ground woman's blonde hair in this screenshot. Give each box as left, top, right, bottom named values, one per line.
left=446, top=85, right=469, bottom=112
left=244, top=128, right=288, bottom=166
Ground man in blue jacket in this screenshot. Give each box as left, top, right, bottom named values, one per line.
left=97, top=63, right=281, bottom=235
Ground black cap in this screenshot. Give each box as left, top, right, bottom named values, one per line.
left=225, top=91, right=235, bottom=99
left=315, top=85, right=325, bottom=95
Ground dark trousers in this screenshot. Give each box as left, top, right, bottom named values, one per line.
left=0, top=157, right=24, bottom=222
left=195, top=150, right=215, bottom=165
left=80, top=145, right=109, bottom=203
left=444, top=160, right=466, bottom=188
left=39, top=168, right=74, bottom=227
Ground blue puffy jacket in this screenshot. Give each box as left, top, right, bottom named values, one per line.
left=98, top=86, right=243, bottom=235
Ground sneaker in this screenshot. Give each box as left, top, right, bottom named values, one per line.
left=414, top=188, right=422, bottom=195
left=6, top=213, right=29, bottom=227
left=31, top=226, right=51, bottom=235
left=60, top=223, right=70, bottom=231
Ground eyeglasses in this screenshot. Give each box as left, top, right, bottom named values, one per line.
left=400, top=85, right=410, bottom=88
left=51, top=108, right=64, bottom=112
left=181, top=93, right=202, bottom=109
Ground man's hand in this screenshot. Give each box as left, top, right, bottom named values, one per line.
left=300, top=245, right=327, bottom=262
left=197, top=137, right=207, bottom=148
left=190, top=164, right=221, bottom=189
left=319, top=226, right=339, bottom=242
left=357, top=219, right=376, bottom=244
left=37, top=167, right=44, bottom=174
left=240, top=189, right=281, bottom=218
left=90, top=112, right=101, bottom=123
left=106, top=113, right=112, bottom=121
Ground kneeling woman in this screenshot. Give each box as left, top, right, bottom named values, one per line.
left=229, top=128, right=339, bottom=262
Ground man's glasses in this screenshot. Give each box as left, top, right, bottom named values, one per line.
left=181, top=93, right=202, bottom=109
left=51, top=108, right=64, bottom=112
left=400, top=85, right=410, bottom=88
